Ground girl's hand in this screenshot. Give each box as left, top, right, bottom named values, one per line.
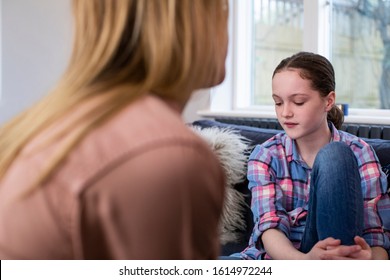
left=320, top=236, right=372, bottom=260
left=305, top=237, right=342, bottom=260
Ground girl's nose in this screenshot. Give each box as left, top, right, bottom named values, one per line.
left=281, top=104, right=293, bottom=118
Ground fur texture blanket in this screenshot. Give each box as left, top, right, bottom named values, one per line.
left=192, top=125, right=250, bottom=244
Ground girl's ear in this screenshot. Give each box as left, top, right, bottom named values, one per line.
left=325, top=91, right=336, bottom=112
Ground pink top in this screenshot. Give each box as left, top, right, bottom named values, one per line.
left=0, top=95, right=225, bottom=259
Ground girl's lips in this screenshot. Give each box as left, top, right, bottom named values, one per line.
left=284, top=122, right=298, bottom=128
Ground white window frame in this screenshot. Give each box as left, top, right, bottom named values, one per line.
left=200, top=0, right=390, bottom=125
left=0, top=1, right=2, bottom=101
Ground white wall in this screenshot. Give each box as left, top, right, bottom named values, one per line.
left=182, top=89, right=210, bottom=123
left=0, top=0, right=207, bottom=125
left=0, top=0, right=72, bottom=124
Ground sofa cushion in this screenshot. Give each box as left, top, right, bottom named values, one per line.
left=364, top=138, right=390, bottom=174
left=192, top=119, right=282, bottom=147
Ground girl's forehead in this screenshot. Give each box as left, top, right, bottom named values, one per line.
left=272, top=70, right=318, bottom=97
left=272, top=70, right=312, bottom=87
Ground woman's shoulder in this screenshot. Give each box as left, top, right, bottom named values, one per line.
left=51, top=95, right=216, bottom=194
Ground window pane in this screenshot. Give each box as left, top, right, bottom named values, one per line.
left=331, top=0, right=389, bottom=109
left=252, top=0, right=390, bottom=110
left=253, top=0, right=303, bottom=106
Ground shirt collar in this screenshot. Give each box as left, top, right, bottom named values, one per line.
left=285, top=121, right=340, bottom=166
left=283, top=135, right=303, bottom=164
left=329, top=121, right=341, bottom=142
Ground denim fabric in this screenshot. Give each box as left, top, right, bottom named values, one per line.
left=300, top=142, right=364, bottom=253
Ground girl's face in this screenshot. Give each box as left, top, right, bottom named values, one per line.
left=272, top=69, right=334, bottom=141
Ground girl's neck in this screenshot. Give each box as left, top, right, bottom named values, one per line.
left=295, top=122, right=332, bottom=168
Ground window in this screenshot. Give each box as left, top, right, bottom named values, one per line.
left=253, top=0, right=304, bottom=107
left=331, top=0, right=389, bottom=110
left=206, top=0, right=390, bottom=124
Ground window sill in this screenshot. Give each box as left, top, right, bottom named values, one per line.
left=198, top=108, right=390, bottom=126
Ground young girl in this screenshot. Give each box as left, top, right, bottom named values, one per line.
left=240, top=52, right=390, bottom=260
left=0, top=0, right=228, bottom=259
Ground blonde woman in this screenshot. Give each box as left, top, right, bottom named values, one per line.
left=0, top=0, right=228, bottom=259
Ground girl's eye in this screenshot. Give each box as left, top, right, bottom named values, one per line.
left=294, top=102, right=304, bottom=106
left=274, top=102, right=282, bottom=106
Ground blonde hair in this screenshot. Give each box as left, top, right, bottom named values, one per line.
left=0, top=0, right=229, bottom=188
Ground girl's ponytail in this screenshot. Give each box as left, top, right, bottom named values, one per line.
left=327, top=105, right=344, bottom=129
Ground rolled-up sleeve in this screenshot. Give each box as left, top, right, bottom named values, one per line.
left=352, top=142, right=390, bottom=251
left=247, top=145, right=291, bottom=246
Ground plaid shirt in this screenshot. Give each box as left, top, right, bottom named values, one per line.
left=238, top=123, right=390, bottom=260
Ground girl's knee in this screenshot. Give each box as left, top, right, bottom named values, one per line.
left=312, top=142, right=359, bottom=178
left=315, top=142, right=354, bottom=163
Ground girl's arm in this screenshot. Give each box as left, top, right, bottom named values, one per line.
left=261, top=229, right=342, bottom=260
left=355, top=142, right=390, bottom=253
left=262, top=229, right=306, bottom=259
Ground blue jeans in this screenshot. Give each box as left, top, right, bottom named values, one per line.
left=300, top=142, right=364, bottom=253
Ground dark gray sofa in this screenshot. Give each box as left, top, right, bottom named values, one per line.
left=192, top=119, right=390, bottom=256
